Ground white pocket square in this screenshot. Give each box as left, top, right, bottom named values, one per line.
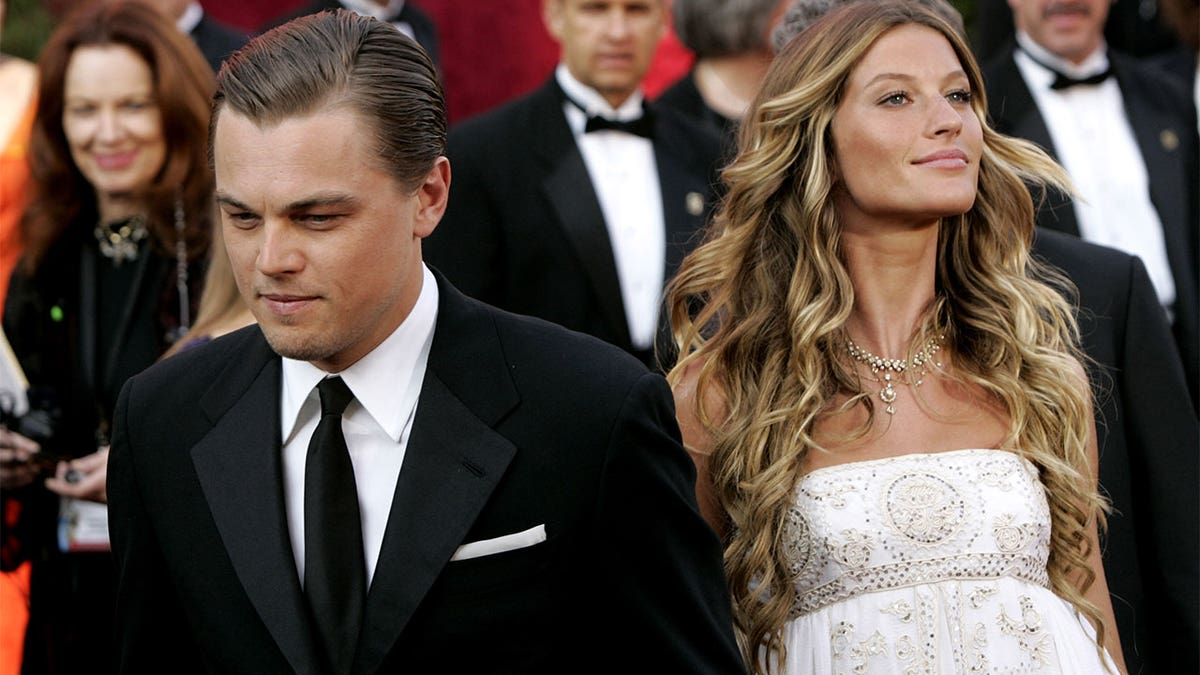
left=450, top=524, right=547, bottom=561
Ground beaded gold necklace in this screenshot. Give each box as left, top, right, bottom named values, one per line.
left=846, top=334, right=945, bottom=414
left=94, top=215, right=148, bottom=265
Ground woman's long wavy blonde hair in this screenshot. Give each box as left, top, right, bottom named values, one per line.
left=666, top=2, right=1109, bottom=670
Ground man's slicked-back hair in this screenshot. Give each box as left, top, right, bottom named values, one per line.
left=211, top=9, right=445, bottom=191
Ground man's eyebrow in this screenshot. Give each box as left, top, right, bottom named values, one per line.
left=213, top=193, right=361, bottom=213
left=282, top=194, right=360, bottom=212
left=214, top=192, right=251, bottom=211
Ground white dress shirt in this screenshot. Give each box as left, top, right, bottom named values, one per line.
left=280, top=264, right=438, bottom=587
left=175, top=2, right=203, bottom=34
left=557, top=64, right=666, bottom=351
left=1015, top=33, right=1177, bottom=317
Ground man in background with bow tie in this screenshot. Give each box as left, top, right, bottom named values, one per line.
left=982, top=0, right=1199, bottom=404
left=423, top=0, right=724, bottom=370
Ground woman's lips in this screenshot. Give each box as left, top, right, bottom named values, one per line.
left=93, top=150, right=139, bottom=170
left=913, top=149, right=969, bottom=168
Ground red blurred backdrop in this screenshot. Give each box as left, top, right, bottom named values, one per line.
left=203, top=0, right=693, bottom=125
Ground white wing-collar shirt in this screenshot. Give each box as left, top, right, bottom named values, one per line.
left=556, top=64, right=666, bottom=351
left=1014, top=32, right=1177, bottom=317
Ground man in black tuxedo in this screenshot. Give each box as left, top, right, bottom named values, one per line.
left=423, top=0, right=724, bottom=369
left=981, top=0, right=1199, bottom=408
left=107, top=12, right=743, bottom=674
left=1032, top=229, right=1199, bottom=675
left=151, top=0, right=249, bottom=73
left=267, top=0, right=439, bottom=66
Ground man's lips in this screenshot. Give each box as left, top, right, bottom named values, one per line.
left=1044, top=2, right=1091, bottom=18
left=596, top=53, right=634, bottom=67
left=258, top=293, right=319, bottom=315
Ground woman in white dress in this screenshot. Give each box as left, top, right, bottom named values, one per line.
left=667, top=2, right=1127, bottom=673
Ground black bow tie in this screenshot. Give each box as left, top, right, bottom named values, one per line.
left=1019, top=46, right=1113, bottom=90
left=561, top=90, right=655, bottom=138
left=584, top=113, right=655, bottom=138
left=1049, top=67, right=1112, bottom=90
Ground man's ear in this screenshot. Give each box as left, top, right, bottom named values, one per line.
left=543, top=0, right=565, bottom=42
left=414, top=156, right=450, bottom=239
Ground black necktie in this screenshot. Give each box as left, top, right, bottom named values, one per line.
left=563, top=91, right=655, bottom=138
left=304, top=376, right=365, bottom=674
left=1020, top=46, right=1112, bottom=90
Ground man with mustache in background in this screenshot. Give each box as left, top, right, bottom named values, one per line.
left=982, top=0, right=1199, bottom=413
left=982, top=1, right=1199, bottom=671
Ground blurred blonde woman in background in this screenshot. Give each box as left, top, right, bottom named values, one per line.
left=162, top=223, right=254, bottom=358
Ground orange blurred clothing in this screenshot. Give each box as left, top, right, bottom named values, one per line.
left=0, top=93, right=35, bottom=313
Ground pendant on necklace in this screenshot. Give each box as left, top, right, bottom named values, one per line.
left=880, top=373, right=897, bottom=415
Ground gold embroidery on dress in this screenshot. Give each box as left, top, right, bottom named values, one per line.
left=968, top=583, right=999, bottom=608
left=966, top=623, right=989, bottom=672
left=831, top=621, right=853, bottom=659
left=884, top=472, right=965, bottom=544
left=880, top=599, right=915, bottom=623
left=830, top=529, right=874, bottom=568
left=801, top=481, right=860, bottom=509
left=850, top=631, right=889, bottom=674
left=780, top=451, right=1104, bottom=672
left=782, top=505, right=815, bottom=579
left=993, top=513, right=1038, bottom=553
left=997, top=595, right=1054, bottom=668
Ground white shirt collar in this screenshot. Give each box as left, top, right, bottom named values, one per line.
left=555, top=63, right=645, bottom=122
left=338, top=0, right=406, bottom=22
left=280, top=264, right=438, bottom=443
left=176, top=1, right=203, bottom=34
left=1015, top=30, right=1110, bottom=80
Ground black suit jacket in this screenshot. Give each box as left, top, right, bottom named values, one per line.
left=424, top=77, right=724, bottom=368
left=1032, top=229, right=1199, bottom=674
left=108, top=273, right=744, bottom=674
left=266, top=0, right=439, bottom=66
left=189, top=12, right=248, bottom=75
left=655, top=70, right=737, bottom=144
left=983, top=45, right=1200, bottom=408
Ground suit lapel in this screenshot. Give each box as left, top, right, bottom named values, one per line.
left=190, top=332, right=324, bottom=675
left=353, top=277, right=519, bottom=673
left=533, top=79, right=632, bottom=350
left=987, top=49, right=1080, bottom=236
left=1114, top=55, right=1194, bottom=284
left=650, top=104, right=714, bottom=282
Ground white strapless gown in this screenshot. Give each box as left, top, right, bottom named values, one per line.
left=777, top=449, right=1116, bottom=674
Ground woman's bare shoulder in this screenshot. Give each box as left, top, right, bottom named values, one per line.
left=671, top=358, right=729, bottom=457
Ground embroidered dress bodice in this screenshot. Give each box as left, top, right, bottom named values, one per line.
left=777, top=449, right=1115, bottom=674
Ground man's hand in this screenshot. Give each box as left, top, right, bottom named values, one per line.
left=0, top=427, right=42, bottom=489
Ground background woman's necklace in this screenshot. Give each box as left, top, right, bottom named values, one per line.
left=94, top=215, right=147, bottom=265
left=846, top=334, right=945, bottom=414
